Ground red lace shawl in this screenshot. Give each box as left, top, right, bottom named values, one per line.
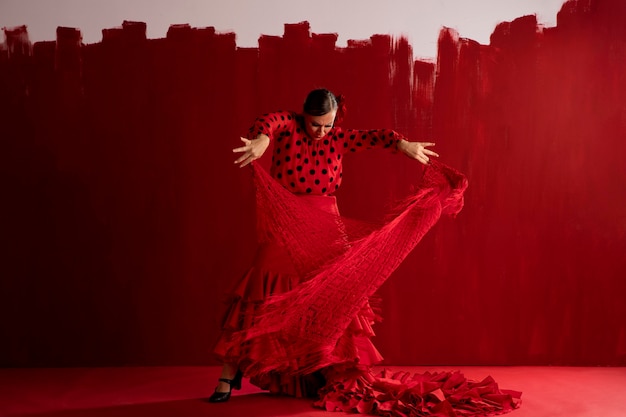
left=236, top=160, right=468, bottom=376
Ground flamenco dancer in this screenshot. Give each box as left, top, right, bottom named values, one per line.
left=208, top=88, right=521, bottom=416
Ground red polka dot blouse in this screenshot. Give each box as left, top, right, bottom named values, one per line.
left=248, top=111, right=408, bottom=195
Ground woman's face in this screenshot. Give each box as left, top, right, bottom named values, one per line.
left=304, top=111, right=336, bottom=140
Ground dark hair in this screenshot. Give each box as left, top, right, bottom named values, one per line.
left=303, top=89, right=338, bottom=116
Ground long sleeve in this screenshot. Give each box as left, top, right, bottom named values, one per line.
left=336, top=128, right=407, bottom=153
left=247, top=111, right=298, bottom=141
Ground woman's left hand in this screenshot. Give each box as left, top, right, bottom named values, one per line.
left=398, top=140, right=439, bottom=165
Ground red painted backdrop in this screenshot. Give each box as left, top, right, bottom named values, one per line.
left=1, top=0, right=625, bottom=367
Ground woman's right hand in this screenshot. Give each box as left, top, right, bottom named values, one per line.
left=233, top=135, right=270, bottom=167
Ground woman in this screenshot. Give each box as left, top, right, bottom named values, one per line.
left=208, top=88, right=439, bottom=403
left=208, top=89, right=520, bottom=416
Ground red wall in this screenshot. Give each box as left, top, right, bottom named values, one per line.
left=1, top=0, right=625, bottom=367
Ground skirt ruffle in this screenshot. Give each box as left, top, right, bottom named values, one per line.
left=212, top=240, right=384, bottom=398
left=315, top=368, right=522, bottom=416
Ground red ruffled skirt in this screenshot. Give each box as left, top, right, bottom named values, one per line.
left=213, top=166, right=521, bottom=415
left=212, top=194, right=383, bottom=398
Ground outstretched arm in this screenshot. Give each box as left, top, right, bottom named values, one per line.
left=397, top=139, right=439, bottom=165
left=233, top=134, right=270, bottom=168
left=338, top=129, right=438, bottom=165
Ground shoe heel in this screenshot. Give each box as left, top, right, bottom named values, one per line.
left=232, top=370, right=243, bottom=390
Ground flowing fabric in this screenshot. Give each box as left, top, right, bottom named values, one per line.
left=316, top=368, right=522, bottom=417
left=213, top=194, right=384, bottom=397
left=222, top=160, right=522, bottom=415
left=237, top=160, right=468, bottom=376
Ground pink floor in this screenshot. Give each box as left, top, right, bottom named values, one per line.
left=1, top=366, right=625, bottom=417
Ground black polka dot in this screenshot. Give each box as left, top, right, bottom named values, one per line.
left=306, top=188, right=312, bottom=193
left=322, top=187, right=327, bottom=193
left=299, top=177, right=306, bottom=183
left=322, top=169, right=328, bottom=175
left=287, top=169, right=294, bottom=175
left=285, top=156, right=291, bottom=162
left=297, top=166, right=303, bottom=172
left=309, top=169, right=316, bottom=175
left=277, top=173, right=282, bottom=179
left=315, top=179, right=320, bottom=185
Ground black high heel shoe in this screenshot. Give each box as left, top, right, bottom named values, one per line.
left=206, top=370, right=243, bottom=403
